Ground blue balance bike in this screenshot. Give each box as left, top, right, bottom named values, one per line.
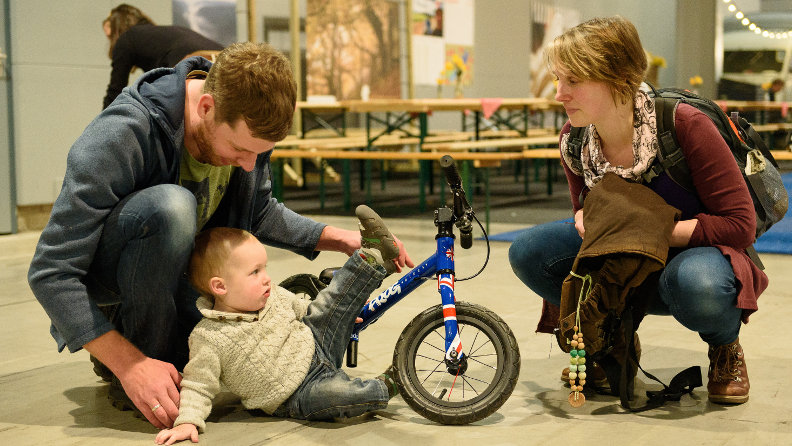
left=280, top=155, right=520, bottom=424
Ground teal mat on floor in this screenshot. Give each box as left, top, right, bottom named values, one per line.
left=488, top=173, right=792, bottom=255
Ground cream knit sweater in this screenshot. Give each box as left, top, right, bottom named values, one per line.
left=174, top=286, right=314, bottom=431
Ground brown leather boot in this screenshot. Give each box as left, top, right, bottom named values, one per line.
left=707, top=338, right=749, bottom=404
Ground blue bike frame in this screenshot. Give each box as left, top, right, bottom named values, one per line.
left=351, top=235, right=464, bottom=362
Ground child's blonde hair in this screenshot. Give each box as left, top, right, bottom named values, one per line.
left=190, top=227, right=257, bottom=297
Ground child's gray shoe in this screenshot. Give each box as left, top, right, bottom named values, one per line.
left=376, top=365, right=399, bottom=399
left=355, top=205, right=399, bottom=274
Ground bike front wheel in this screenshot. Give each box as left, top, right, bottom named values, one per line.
left=392, top=301, right=520, bottom=425
left=279, top=274, right=325, bottom=300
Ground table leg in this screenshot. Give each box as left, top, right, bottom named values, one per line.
left=484, top=167, right=490, bottom=234
left=343, top=160, right=351, bottom=212
left=545, top=159, right=553, bottom=195
left=419, top=160, right=428, bottom=213
left=463, top=161, right=473, bottom=207
left=319, top=159, right=326, bottom=211
left=272, top=159, right=283, bottom=202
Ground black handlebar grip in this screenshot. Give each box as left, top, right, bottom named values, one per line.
left=461, top=230, right=473, bottom=249
left=346, top=339, right=358, bottom=368
left=440, top=155, right=463, bottom=189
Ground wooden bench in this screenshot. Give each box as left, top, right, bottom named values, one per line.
left=422, top=135, right=560, bottom=152
left=770, top=150, right=792, bottom=161
left=275, top=132, right=480, bottom=185
left=753, top=123, right=792, bottom=133
left=270, top=149, right=555, bottom=231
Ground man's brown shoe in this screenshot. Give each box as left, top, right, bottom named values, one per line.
left=707, top=338, right=749, bottom=404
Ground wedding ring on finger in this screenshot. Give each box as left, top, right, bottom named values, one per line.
left=151, top=403, right=162, bottom=412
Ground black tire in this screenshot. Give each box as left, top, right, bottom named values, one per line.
left=279, top=274, right=326, bottom=300
left=393, top=302, right=520, bottom=425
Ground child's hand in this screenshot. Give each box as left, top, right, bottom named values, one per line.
left=155, top=423, right=199, bottom=445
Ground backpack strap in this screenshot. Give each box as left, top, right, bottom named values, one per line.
left=641, top=98, right=694, bottom=191
left=566, top=126, right=589, bottom=205
left=598, top=306, right=703, bottom=412
left=567, top=126, right=586, bottom=163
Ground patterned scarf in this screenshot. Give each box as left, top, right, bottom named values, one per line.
left=561, top=90, right=659, bottom=188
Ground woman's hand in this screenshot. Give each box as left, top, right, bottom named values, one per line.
left=574, top=209, right=585, bottom=239
left=669, top=218, right=698, bottom=247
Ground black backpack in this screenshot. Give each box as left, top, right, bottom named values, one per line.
left=566, top=86, right=788, bottom=269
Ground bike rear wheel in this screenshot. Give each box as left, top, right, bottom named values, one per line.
left=393, top=301, right=520, bottom=425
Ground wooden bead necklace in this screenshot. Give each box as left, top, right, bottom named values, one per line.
left=567, top=272, right=592, bottom=408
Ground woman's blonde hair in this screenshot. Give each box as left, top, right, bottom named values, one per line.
left=544, top=16, right=647, bottom=105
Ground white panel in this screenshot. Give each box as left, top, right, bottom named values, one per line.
left=10, top=0, right=173, bottom=205
left=1, top=0, right=14, bottom=232
left=14, top=65, right=108, bottom=204
left=12, top=0, right=109, bottom=66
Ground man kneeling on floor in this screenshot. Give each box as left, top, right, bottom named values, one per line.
left=155, top=206, right=401, bottom=445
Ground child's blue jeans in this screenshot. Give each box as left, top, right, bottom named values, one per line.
left=273, top=252, right=390, bottom=420
left=508, top=219, right=742, bottom=346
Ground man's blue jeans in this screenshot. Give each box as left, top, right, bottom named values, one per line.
left=86, top=184, right=201, bottom=370
left=507, top=220, right=742, bottom=346
left=274, top=253, right=390, bottom=420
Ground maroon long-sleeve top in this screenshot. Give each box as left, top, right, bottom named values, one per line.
left=547, top=102, right=768, bottom=328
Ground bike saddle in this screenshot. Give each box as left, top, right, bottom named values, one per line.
left=319, top=267, right=340, bottom=285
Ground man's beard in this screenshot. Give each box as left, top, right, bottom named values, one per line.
left=192, top=120, right=226, bottom=166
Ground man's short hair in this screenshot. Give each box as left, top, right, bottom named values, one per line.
left=203, top=42, right=297, bottom=142
left=190, top=227, right=257, bottom=297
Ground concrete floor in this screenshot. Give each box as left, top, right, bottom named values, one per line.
left=2, top=198, right=791, bottom=445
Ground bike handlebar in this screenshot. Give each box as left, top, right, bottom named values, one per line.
left=440, top=155, right=463, bottom=190
left=439, top=155, right=474, bottom=249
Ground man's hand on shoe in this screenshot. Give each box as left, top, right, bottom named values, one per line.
left=316, top=226, right=414, bottom=272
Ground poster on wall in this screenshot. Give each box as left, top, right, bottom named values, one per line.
left=412, top=0, right=474, bottom=91
left=172, top=0, right=237, bottom=47
left=530, top=2, right=579, bottom=99
left=306, top=0, right=401, bottom=100
left=412, top=0, right=444, bottom=36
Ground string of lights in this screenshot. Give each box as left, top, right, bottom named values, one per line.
left=723, top=0, right=790, bottom=40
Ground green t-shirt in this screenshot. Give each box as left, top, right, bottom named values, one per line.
left=178, top=147, right=233, bottom=230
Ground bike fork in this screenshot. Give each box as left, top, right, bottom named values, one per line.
left=436, top=236, right=464, bottom=364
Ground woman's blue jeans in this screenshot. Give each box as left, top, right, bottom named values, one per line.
left=508, top=220, right=741, bottom=346
left=86, top=184, right=201, bottom=370
left=273, top=253, right=389, bottom=420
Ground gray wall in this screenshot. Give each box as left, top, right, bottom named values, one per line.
left=4, top=0, right=724, bottom=209
left=9, top=0, right=170, bottom=208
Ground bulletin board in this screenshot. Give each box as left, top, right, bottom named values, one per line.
left=411, top=0, right=475, bottom=88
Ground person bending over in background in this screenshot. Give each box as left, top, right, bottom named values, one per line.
left=102, top=3, right=224, bottom=109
